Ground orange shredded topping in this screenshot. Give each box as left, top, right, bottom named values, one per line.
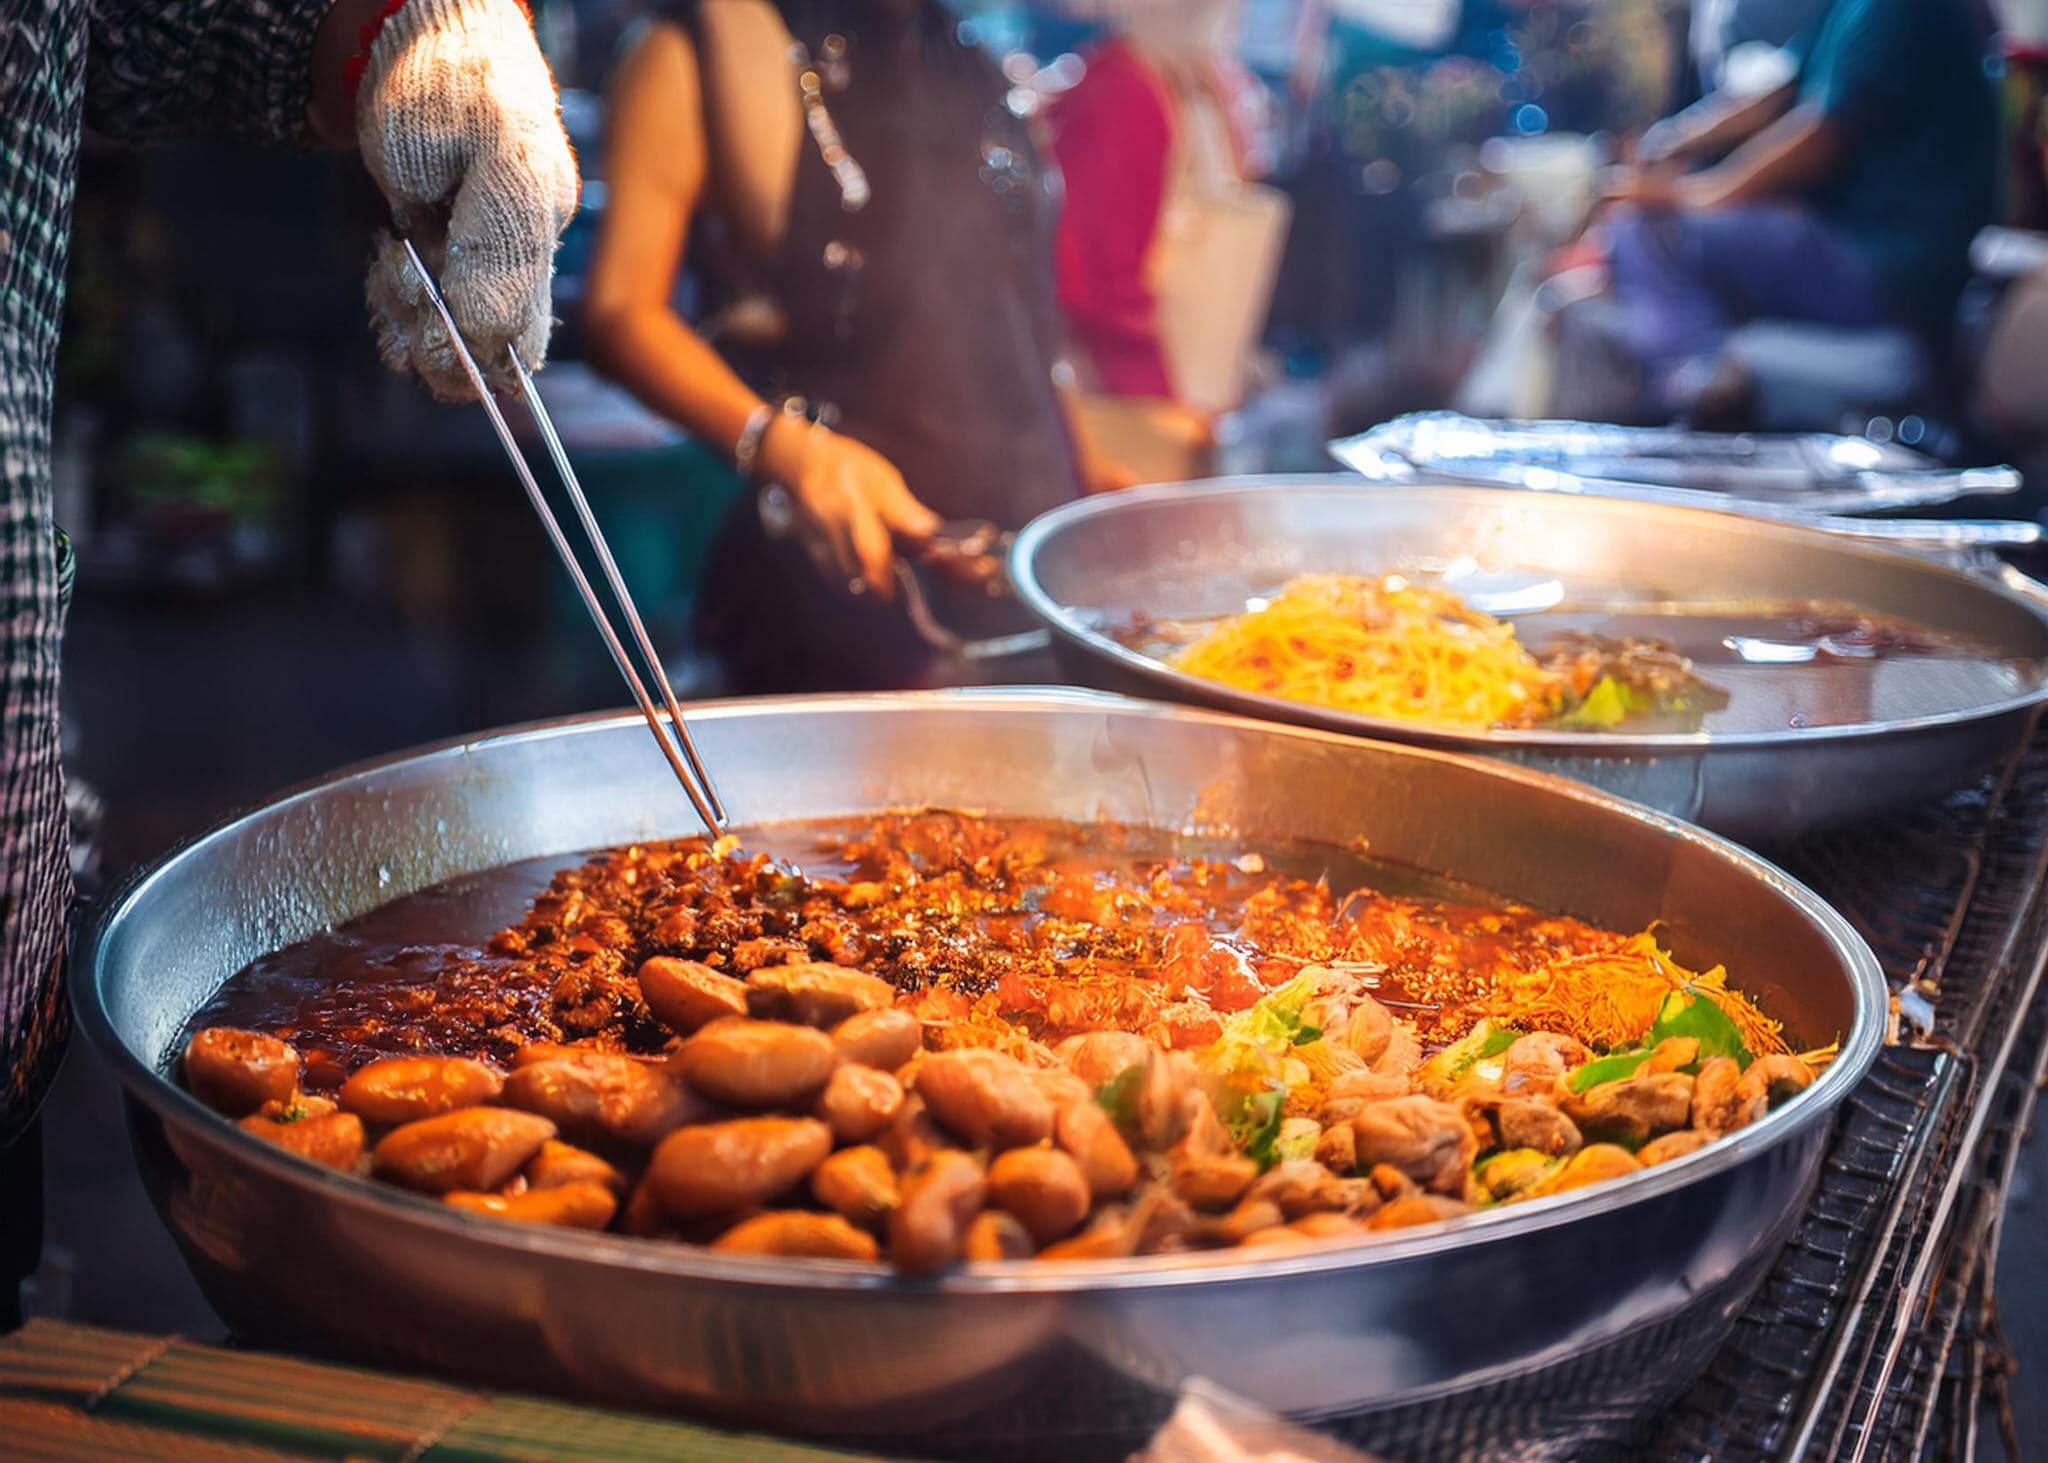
left=1481, top=930, right=1793, bottom=1057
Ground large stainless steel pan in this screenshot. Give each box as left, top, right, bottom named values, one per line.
left=77, top=693, right=1883, bottom=1458
left=1009, top=477, right=2048, bottom=842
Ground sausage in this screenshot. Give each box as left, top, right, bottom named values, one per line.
left=712, top=1212, right=880, bottom=1261
left=501, top=1054, right=709, bottom=1147
left=888, top=1151, right=987, bottom=1277
left=987, top=1147, right=1091, bottom=1245
left=915, top=1049, right=1053, bottom=1151
left=647, top=1117, right=832, bottom=1218
left=672, top=1021, right=837, bottom=1109
left=338, top=1055, right=503, bottom=1127
left=372, top=1109, right=556, bottom=1194
left=525, top=1139, right=628, bottom=1195
left=830, top=1008, right=922, bottom=1071
left=184, top=1028, right=300, bottom=1117
left=963, top=1210, right=1036, bottom=1262
left=637, top=957, right=749, bottom=1036
left=878, top=1093, right=949, bottom=1173
left=815, top=1064, right=904, bottom=1145
left=445, top=1180, right=618, bottom=1230
left=811, top=1145, right=901, bottom=1229
left=1054, top=1099, right=1138, bottom=1200
left=255, top=1093, right=336, bottom=1123
left=745, top=963, right=897, bottom=1028
left=239, top=1110, right=364, bottom=1171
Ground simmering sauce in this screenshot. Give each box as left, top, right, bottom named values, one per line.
left=191, top=813, right=1620, bottom=1087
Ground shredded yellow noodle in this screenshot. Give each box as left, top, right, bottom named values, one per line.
left=1171, top=574, right=1564, bottom=730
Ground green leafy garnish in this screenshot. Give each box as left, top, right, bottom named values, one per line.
left=1095, top=1066, right=1145, bottom=1132
left=1292, top=1023, right=1324, bottom=1047
left=1567, top=1049, right=1655, bottom=1092
left=1419, top=1020, right=1522, bottom=1091
left=1554, top=675, right=1634, bottom=730
left=1474, top=1149, right=1561, bottom=1203
left=1231, top=1089, right=1286, bottom=1168
left=1274, top=1117, right=1321, bottom=1164
left=1647, top=988, right=1751, bottom=1066
left=1565, top=987, right=1756, bottom=1092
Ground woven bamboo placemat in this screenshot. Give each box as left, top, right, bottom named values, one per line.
left=0, top=1319, right=891, bottom=1462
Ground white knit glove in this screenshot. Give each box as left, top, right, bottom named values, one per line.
left=357, top=0, right=579, bottom=400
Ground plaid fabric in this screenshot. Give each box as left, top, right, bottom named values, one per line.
left=0, top=0, right=329, bottom=1145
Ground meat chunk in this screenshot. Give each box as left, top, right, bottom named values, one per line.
left=1350, top=1096, right=1473, bottom=1195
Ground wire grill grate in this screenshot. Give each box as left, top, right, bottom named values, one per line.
left=1648, top=730, right=2048, bottom=1461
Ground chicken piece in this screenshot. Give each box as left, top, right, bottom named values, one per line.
left=1496, top=1098, right=1583, bottom=1158
left=1690, top=1056, right=1762, bottom=1135
left=1563, top=1073, right=1694, bottom=1148
left=1526, top=1143, right=1640, bottom=1198
left=1350, top=1096, right=1473, bottom=1195
left=1500, top=1032, right=1591, bottom=1097
left=1638, top=1129, right=1715, bottom=1166
left=1737, top=1054, right=1815, bottom=1111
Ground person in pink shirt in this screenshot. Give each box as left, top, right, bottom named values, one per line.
left=1047, top=0, right=1275, bottom=471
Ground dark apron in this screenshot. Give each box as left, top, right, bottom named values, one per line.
left=673, top=0, right=1083, bottom=691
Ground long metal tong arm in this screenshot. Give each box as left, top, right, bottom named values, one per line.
left=398, top=240, right=728, bottom=833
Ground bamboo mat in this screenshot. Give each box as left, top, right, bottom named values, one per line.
left=0, top=1319, right=893, bottom=1462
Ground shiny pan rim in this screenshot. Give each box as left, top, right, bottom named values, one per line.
left=1007, top=476, right=2048, bottom=751
left=76, top=690, right=1888, bottom=1293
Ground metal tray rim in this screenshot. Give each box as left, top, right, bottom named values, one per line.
left=74, top=691, right=1886, bottom=1295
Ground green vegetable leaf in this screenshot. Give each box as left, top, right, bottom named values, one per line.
left=1095, top=1066, right=1145, bottom=1132
left=1647, top=989, right=1753, bottom=1068
left=1565, top=986, right=1756, bottom=1092
left=1567, top=1048, right=1655, bottom=1093
left=1274, top=1117, right=1321, bottom=1164
left=1418, top=1020, right=1522, bottom=1091
left=1553, top=675, right=1634, bottom=730
left=1291, top=1023, right=1324, bottom=1048
left=1231, top=1089, right=1287, bottom=1169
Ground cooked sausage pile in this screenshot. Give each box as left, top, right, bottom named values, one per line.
left=184, top=959, right=1813, bottom=1272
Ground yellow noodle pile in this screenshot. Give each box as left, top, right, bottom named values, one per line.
left=1171, top=574, right=1563, bottom=730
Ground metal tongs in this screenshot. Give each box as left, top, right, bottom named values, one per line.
left=401, top=241, right=727, bottom=834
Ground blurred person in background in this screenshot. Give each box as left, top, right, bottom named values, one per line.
left=0, top=0, right=577, bottom=1327
left=1046, top=0, right=1288, bottom=483
left=585, top=0, right=1129, bottom=694
left=1598, top=0, right=1998, bottom=420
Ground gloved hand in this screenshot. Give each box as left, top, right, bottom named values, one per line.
left=355, top=0, right=580, bottom=400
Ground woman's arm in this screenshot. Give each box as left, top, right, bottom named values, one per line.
left=583, top=22, right=761, bottom=461
left=583, top=22, right=935, bottom=589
